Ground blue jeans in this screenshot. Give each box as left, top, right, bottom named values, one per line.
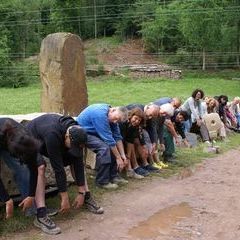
left=183, top=119, right=191, bottom=133
left=0, top=150, right=29, bottom=198
left=236, top=113, right=240, bottom=128
left=85, top=134, right=118, bottom=185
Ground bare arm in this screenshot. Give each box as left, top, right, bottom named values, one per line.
left=110, top=144, right=125, bottom=171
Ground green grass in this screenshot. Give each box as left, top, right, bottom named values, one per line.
left=0, top=83, right=41, bottom=114
left=0, top=70, right=240, bottom=237
left=87, top=73, right=240, bottom=106
left=0, top=70, right=239, bottom=115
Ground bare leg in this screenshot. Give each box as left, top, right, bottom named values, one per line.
left=35, top=164, right=46, bottom=208
left=126, top=143, right=139, bottom=169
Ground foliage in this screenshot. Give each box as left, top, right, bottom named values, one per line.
left=115, top=0, right=156, bottom=40
left=0, top=0, right=239, bottom=88
left=141, top=1, right=183, bottom=52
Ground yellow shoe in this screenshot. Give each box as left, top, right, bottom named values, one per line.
left=158, top=161, right=168, bottom=168
left=152, top=162, right=162, bottom=169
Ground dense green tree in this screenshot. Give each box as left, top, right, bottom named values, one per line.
left=116, top=0, right=155, bottom=40
left=221, top=0, right=240, bottom=68
left=141, top=1, right=183, bottom=52
left=178, top=0, right=222, bottom=70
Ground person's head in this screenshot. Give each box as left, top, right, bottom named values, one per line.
left=159, top=103, right=174, bottom=117
left=218, top=95, right=228, bottom=105
left=65, top=125, right=87, bottom=157
left=108, top=106, right=128, bottom=123
left=0, top=120, right=39, bottom=165
left=171, top=97, right=181, bottom=109
left=192, top=89, right=204, bottom=101
left=175, top=111, right=189, bottom=122
left=203, top=96, right=211, bottom=104
left=144, top=104, right=159, bottom=119
left=233, top=96, right=240, bottom=105
left=128, top=107, right=145, bottom=127
left=207, top=98, right=217, bottom=109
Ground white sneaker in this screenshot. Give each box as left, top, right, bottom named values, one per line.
left=98, top=182, right=118, bottom=190
left=112, top=176, right=128, bottom=184
left=127, top=169, right=144, bottom=179
left=34, top=216, right=61, bottom=235
left=204, top=140, right=211, bottom=146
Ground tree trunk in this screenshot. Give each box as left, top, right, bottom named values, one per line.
left=202, top=48, right=206, bottom=71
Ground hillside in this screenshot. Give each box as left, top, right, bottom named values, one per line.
left=84, top=38, right=165, bottom=73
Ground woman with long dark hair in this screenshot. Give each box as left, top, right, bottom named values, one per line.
left=180, top=89, right=211, bottom=143
left=0, top=118, right=60, bottom=234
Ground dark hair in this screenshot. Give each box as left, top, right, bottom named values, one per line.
left=191, top=89, right=204, bottom=99
left=218, top=95, right=228, bottom=104
left=2, top=120, right=39, bottom=165
left=178, top=110, right=189, bottom=121
left=128, top=107, right=145, bottom=126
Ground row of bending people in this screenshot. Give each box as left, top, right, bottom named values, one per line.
left=180, top=89, right=240, bottom=142
left=2, top=92, right=238, bottom=233
left=75, top=93, right=238, bottom=189
left=76, top=102, right=188, bottom=187
left=0, top=114, right=103, bottom=235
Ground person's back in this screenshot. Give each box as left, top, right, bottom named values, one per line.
left=154, top=97, right=172, bottom=106
left=77, top=104, right=124, bottom=147
left=27, top=114, right=76, bottom=155
left=77, top=103, right=111, bottom=135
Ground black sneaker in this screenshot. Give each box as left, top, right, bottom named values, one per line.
left=84, top=193, right=104, bottom=214
left=143, top=164, right=161, bottom=173
left=134, top=166, right=150, bottom=177
left=34, top=216, right=61, bottom=235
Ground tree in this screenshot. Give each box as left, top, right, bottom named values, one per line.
left=178, top=0, right=222, bottom=70
left=222, top=0, right=240, bottom=68
left=141, top=1, right=183, bottom=53
left=116, top=0, right=155, bottom=40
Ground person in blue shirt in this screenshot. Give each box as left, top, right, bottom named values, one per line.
left=76, top=104, right=129, bottom=189
left=154, top=97, right=181, bottom=109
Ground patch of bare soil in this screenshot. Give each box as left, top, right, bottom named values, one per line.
left=99, top=40, right=157, bottom=67
left=5, top=148, right=240, bottom=240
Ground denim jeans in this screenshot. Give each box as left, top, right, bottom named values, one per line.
left=0, top=150, right=29, bottom=198
left=236, top=113, right=240, bottom=128
left=183, top=119, right=191, bottom=133
left=85, top=134, right=118, bottom=185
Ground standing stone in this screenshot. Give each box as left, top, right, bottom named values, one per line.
left=39, top=32, right=88, bottom=116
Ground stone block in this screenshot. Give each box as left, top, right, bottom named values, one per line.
left=39, top=32, right=88, bottom=116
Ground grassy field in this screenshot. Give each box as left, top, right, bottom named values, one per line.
left=0, top=70, right=240, bottom=115
left=0, top=70, right=240, bottom=236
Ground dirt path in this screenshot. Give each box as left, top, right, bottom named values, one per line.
left=5, top=149, right=240, bottom=240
